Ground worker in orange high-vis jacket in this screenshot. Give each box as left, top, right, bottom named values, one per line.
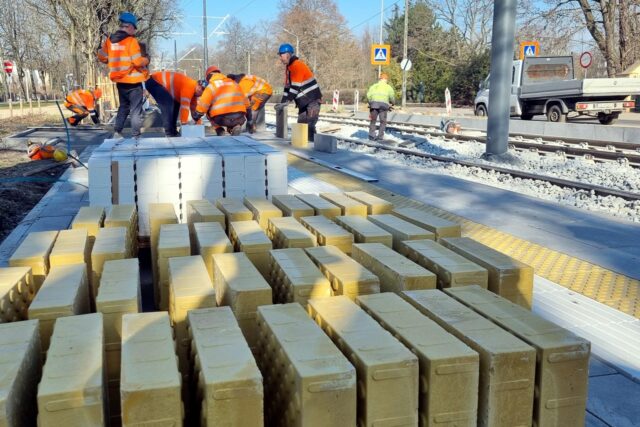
left=192, top=66, right=249, bottom=136
left=150, top=71, right=206, bottom=135
left=97, top=12, right=148, bottom=139
left=64, top=86, right=102, bottom=126
left=227, top=74, right=272, bottom=133
left=275, top=43, right=322, bottom=141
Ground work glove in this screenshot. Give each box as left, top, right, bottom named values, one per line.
left=191, top=111, right=204, bottom=122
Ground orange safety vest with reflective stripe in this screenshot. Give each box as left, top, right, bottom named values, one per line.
left=237, top=75, right=273, bottom=98
left=65, top=90, right=95, bottom=110
left=97, top=35, right=149, bottom=84
left=282, top=56, right=321, bottom=109
left=196, top=75, right=248, bottom=118
left=151, top=71, right=198, bottom=124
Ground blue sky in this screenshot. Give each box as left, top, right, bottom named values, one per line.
left=158, top=0, right=405, bottom=54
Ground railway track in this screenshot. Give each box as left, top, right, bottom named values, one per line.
left=316, top=113, right=640, bottom=167
left=326, top=134, right=640, bottom=202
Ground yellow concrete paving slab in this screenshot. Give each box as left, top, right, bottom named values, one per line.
left=368, top=214, right=435, bottom=251
left=215, top=198, right=254, bottom=229
left=295, top=194, right=342, bottom=219
left=299, top=215, right=354, bottom=254
left=271, top=194, right=315, bottom=219
left=344, top=191, right=394, bottom=214
left=157, top=224, right=190, bottom=310
left=71, top=206, right=105, bottom=241
left=243, top=197, right=283, bottom=230
left=9, top=230, right=58, bottom=291
left=319, top=193, right=368, bottom=216
left=0, top=266, right=34, bottom=322
left=268, top=248, right=331, bottom=307
left=229, top=220, right=273, bottom=278
left=92, top=227, right=129, bottom=307
left=193, top=222, right=233, bottom=281
left=267, top=216, right=317, bottom=249
left=393, top=208, right=461, bottom=239
left=335, top=215, right=393, bottom=247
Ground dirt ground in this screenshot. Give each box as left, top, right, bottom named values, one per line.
left=0, top=114, right=68, bottom=242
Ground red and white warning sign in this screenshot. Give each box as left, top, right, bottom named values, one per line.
left=3, top=60, right=13, bottom=74
left=332, top=89, right=340, bottom=112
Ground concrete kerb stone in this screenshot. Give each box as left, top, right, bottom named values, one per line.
left=313, top=134, right=338, bottom=153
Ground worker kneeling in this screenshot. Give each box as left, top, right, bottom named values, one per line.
left=228, top=73, right=272, bottom=133
left=64, top=86, right=102, bottom=126
left=193, top=66, right=248, bottom=136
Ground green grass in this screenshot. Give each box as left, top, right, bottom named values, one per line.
left=0, top=100, right=59, bottom=110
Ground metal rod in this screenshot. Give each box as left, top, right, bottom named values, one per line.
left=379, top=0, right=383, bottom=77
left=203, top=0, right=208, bottom=66
left=485, top=0, right=517, bottom=156
left=174, top=40, right=178, bottom=71
left=401, top=0, right=409, bottom=108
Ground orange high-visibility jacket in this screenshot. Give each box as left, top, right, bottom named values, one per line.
left=237, top=75, right=273, bottom=98
left=65, top=90, right=96, bottom=110
left=282, top=56, right=321, bottom=109
left=196, top=75, right=248, bottom=118
left=151, top=71, right=198, bottom=124
left=97, top=33, right=149, bottom=84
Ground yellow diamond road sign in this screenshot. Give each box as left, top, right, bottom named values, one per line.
left=371, top=44, right=391, bottom=65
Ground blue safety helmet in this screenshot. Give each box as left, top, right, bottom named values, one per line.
left=278, top=43, right=295, bottom=55
left=119, top=12, right=138, bottom=29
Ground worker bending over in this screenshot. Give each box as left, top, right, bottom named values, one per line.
left=151, top=71, right=207, bottom=135
left=193, top=66, right=248, bottom=136
left=366, top=73, right=396, bottom=141
left=228, top=73, right=272, bottom=133
left=275, top=43, right=322, bottom=141
left=64, top=86, right=102, bottom=126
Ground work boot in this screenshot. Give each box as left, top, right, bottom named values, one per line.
left=215, top=127, right=225, bottom=136
left=113, top=132, right=124, bottom=139
left=231, top=125, right=242, bottom=136
left=248, top=124, right=256, bottom=134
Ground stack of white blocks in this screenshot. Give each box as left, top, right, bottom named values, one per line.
left=88, top=136, right=288, bottom=237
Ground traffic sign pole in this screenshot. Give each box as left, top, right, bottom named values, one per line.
left=401, top=0, right=409, bottom=108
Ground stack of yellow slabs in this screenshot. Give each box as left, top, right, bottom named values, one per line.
left=256, top=303, right=356, bottom=426
left=295, top=194, right=341, bottom=219
left=304, top=246, right=380, bottom=300
left=0, top=266, right=35, bottom=321
left=402, top=289, right=536, bottom=427
left=0, top=320, right=41, bottom=427
left=399, top=239, right=488, bottom=289
left=267, top=217, right=317, bottom=249
left=37, top=313, right=104, bottom=427
left=243, top=197, right=283, bottom=230
left=393, top=208, right=461, bottom=239
left=49, top=229, right=91, bottom=291
left=157, top=224, right=190, bottom=310
left=148, top=203, right=178, bottom=291
left=356, top=293, right=479, bottom=427
left=229, top=220, right=273, bottom=278
left=215, top=198, right=253, bottom=230
left=71, top=206, right=105, bottom=245
left=271, top=194, right=315, bottom=219
left=121, top=312, right=182, bottom=426
left=27, top=264, right=89, bottom=353
left=351, top=243, right=436, bottom=292
left=192, top=222, right=233, bottom=281
left=212, top=252, right=272, bottom=350
left=335, top=215, right=393, bottom=247
left=440, top=237, right=534, bottom=308
left=368, top=214, right=435, bottom=251
left=187, top=307, right=263, bottom=426
left=299, top=215, right=354, bottom=254
left=344, top=191, right=393, bottom=214
left=105, top=204, right=138, bottom=256
left=267, top=248, right=331, bottom=307
left=308, top=296, right=419, bottom=427
left=95, top=258, right=140, bottom=425
left=319, top=193, right=368, bottom=216
left=444, top=286, right=590, bottom=427
left=91, top=227, right=129, bottom=306
left=186, top=200, right=226, bottom=250
left=168, top=255, right=215, bottom=385
left=9, top=230, right=58, bottom=291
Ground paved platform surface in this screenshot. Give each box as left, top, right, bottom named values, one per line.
left=1, top=130, right=639, bottom=425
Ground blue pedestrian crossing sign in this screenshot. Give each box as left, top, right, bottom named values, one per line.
left=519, top=41, right=540, bottom=60
left=371, top=44, right=391, bottom=65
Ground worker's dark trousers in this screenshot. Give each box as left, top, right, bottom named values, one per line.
left=369, top=108, right=388, bottom=140
left=145, top=78, right=178, bottom=136
left=298, top=100, right=321, bottom=141
left=247, top=93, right=271, bottom=132
left=211, top=112, right=246, bottom=135
left=115, top=82, right=144, bottom=137
left=170, top=100, right=180, bottom=135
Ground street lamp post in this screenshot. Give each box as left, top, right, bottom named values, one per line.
left=281, top=27, right=300, bottom=55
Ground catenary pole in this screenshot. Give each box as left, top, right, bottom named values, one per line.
left=485, top=0, right=517, bottom=156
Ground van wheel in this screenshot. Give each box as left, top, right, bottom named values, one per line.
left=546, top=105, right=566, bottom=123
left=475, top=105, right=487, bottom=117
left=598, top=113, right=618, bottom=125
left=520, top=114, right=533, bottom=120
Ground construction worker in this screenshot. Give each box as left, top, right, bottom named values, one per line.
left=366, top=73, right=396, bottom=141
left=227, top=73, right=272, bottom=133
left=193, top=66, right=248, bottom=136
left=150, top=71, right=207, bottom=135
left=97, top=12, right=148, bottom=139
left=275, top=43, right=322, bottom=141
left=64, top=86, right=101, bottom=126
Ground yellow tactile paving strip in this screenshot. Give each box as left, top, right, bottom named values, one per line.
left=288, top=155, right=640, bottom=318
